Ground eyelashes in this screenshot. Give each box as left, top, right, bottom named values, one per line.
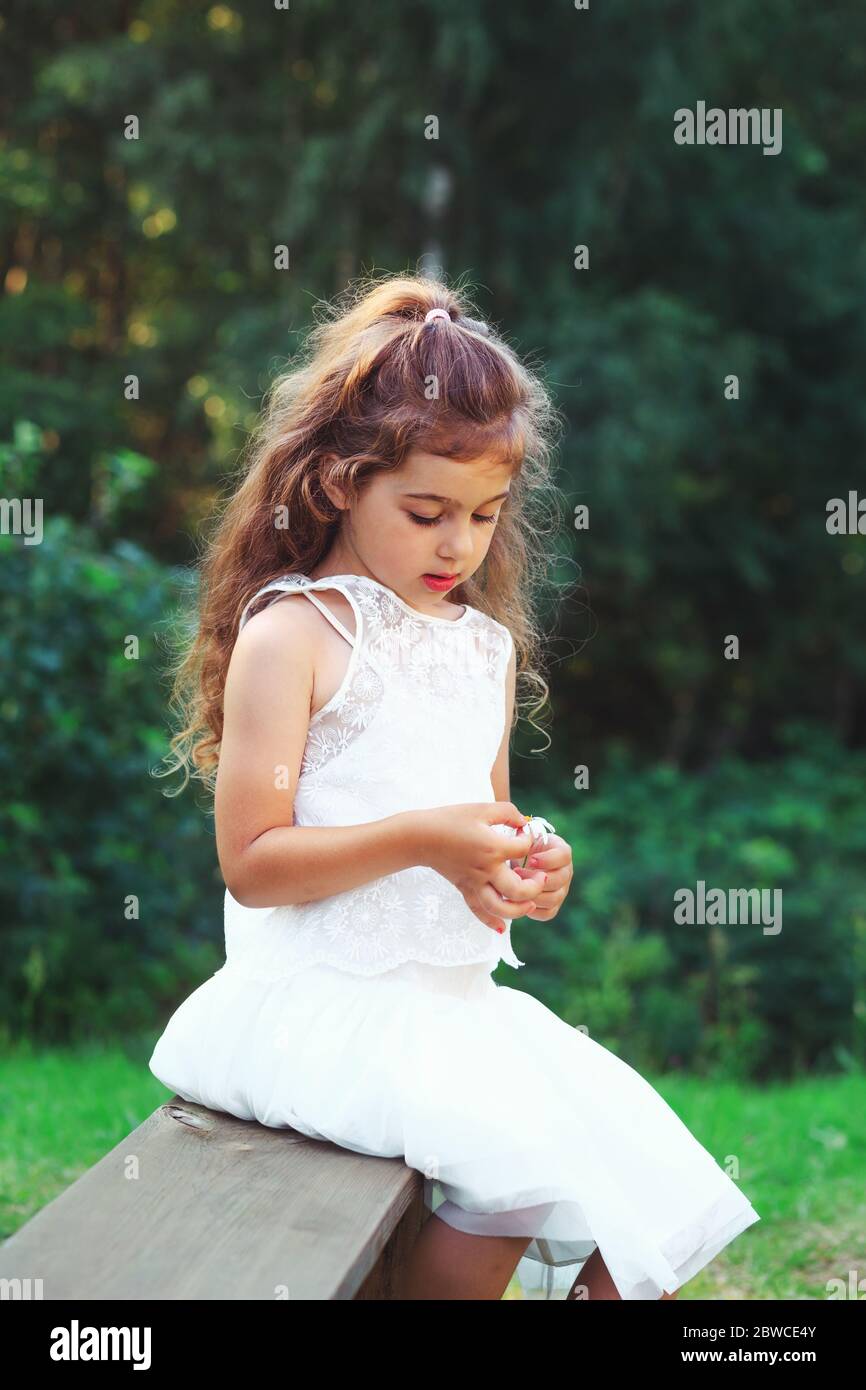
left=407, top=512, right=498, bottom=528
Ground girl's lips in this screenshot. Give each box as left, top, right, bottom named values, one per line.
left=422, top=573, right=458, bottom=591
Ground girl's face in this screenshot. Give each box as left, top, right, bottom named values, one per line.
left=324, top=448, right=513, bottom=613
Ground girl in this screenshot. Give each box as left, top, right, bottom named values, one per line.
left=149, top=272, right=760, bottom=1301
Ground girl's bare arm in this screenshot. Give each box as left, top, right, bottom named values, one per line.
left=227, top=816, right=430, bottom=909
left=215, top=597, right=429, bottom=909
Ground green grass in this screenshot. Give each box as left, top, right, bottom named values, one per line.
left=1, top=1036, right=863, bottom=1300
left=0, top=1034, right=170, bottom=1239
left=653, top=1069, right=866, bottom=1301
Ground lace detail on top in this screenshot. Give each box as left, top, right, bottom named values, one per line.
left=227, top=571, right=521, bottom=979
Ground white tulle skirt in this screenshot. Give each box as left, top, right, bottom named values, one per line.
left=148, top=956, right=760, bottom=1300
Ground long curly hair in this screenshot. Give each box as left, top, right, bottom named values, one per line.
left=154, top=269, right=567, bottom=799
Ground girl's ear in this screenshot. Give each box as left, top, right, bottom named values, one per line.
left=319, top=461, right=350, bottom=513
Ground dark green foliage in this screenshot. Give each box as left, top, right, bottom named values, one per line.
left=0, top=488, right=222, bottom=1046
left=508, top=726, right=866, bottom=1081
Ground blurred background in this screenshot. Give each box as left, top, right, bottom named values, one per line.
left=1, top=0, right=865, bottom=1298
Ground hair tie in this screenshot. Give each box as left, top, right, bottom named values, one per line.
left=424, top=307, right=451, bottom=325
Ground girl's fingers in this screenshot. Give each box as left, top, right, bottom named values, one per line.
left=495, top=827, right=535, bottom=859
left=478, top=880, right=540, bottom=919
left=513, top=863, right=565, bottom=893
left=524, top=902, right=556, bottom=918
left=524, top=833, right=571, bottom=865
left=474, top=912, right=507, bottom=933
left=496, top=864, right=546, bottom=901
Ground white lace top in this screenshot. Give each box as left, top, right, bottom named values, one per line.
left=221, top=571, right=525, bottom=980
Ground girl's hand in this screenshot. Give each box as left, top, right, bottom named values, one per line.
left=417, top=802, right=547, bottom=934
left=508, top=833, right=573, bottom=920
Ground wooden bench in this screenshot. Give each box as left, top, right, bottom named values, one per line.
left=0, top=1096, right=428, bottom=1299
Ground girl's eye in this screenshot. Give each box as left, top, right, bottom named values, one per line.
left=408, top=512, right=498, bottom=527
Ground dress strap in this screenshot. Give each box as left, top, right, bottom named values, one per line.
left=238, top=573, right=358, bottom=650
left=296, top=590, right=355, bottom=648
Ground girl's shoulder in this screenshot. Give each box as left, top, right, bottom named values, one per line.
left=238, top=572, right=314, bottom=632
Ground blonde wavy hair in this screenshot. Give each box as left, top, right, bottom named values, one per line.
left=154, top=269, right=567, bottom=799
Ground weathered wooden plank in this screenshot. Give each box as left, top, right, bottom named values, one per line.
left=355, top=1189, right=428, bottom=1299
left=0, top=1098, right=423, bottom=1300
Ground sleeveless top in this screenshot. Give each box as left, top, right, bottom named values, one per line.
left=221, top=571, right=526, bottom=981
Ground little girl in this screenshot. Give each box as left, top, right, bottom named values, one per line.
left=149, top=273, right=760, bottom=1300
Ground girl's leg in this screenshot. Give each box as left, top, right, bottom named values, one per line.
left=566, top=1246, right=681, bottom=1300
left=400, top=1213, right=532, bottom=1300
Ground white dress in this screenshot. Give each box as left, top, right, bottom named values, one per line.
left=149, top=572, right=761, bottom=1300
